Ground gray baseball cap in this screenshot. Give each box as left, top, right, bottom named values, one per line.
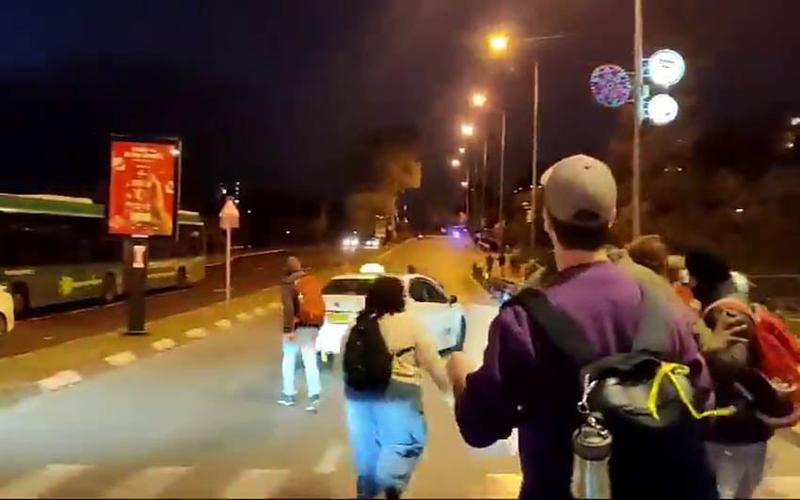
left=541, top=154, right=617, bottom=227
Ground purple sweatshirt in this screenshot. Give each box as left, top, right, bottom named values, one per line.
left=454, top=262, right=712, bottom=499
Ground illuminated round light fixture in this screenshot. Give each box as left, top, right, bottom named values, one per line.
left=648, top=49, right=685, bottom=88
left=647, top=94, right=679, bottom=126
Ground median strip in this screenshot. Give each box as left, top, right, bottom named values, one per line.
left=104, top=351, right=137, bottom=367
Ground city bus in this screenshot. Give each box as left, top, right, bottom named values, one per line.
left=0, top=193, right=206, bottom=315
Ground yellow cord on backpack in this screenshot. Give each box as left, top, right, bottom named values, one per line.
left=648, top=362, right=737, bottom=421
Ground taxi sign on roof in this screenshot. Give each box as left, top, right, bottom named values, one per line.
left=359, top=263, right=385, bottom=274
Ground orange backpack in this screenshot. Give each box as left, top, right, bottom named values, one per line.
left=295, top=275, right=325, bottom=326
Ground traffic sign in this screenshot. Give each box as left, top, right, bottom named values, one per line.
left=219, top=198, right=240, bottom=230
left=648, top=49, right=685, bottom=88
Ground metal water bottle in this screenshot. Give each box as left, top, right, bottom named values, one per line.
left=572, top=414, right=612, bottom=499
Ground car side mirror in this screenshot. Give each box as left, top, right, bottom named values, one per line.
left=449, top=295, right=458, bottom=305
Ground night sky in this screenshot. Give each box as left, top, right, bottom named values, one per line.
left=1, top=0, right=798, bottom=216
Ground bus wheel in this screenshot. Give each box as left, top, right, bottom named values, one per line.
left=101, top=273, right=118, bottom=304
left=176, top=267, right=189, bottom=288
left=11, top=285, right=29, bottom=317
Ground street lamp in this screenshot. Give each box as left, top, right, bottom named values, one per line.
left=470, top=92, right=488, bottom=108
left=451, top=158, right=461, bottom=168
left=460, top=123, right=475, bottom=137
left=488, top=33, right=510, bottom=55
left=460, top=180, right=469, bottom=188
left=458, top=146, right=466, bottom=155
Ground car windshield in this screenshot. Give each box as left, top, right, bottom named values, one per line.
left=322, top=278, right=375, bottom=296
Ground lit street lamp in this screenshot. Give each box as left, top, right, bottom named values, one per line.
left=469, top=90, right=506, bottom=236
left=470, top=92, right=488, bottom=108
left=451, top=158, right=461, bottom=168
left=460, top=180, right=469, bottom=188
left=488, top=33, right=510, bottom=55
left=458, top=146, right=466, bottom=155
left=460, top=123, right=475, bottom=137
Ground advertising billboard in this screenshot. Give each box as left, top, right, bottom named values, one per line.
left=108, top=140, right=178, bottom=237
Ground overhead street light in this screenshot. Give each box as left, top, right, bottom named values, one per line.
left=460, top=180, right=469, bottom=188
left=460, top=123, right=475, bottom=137
left=458, top=146, right=466, bottom=155
left=488, top=33, right=510, bottom=55
left=451, top=158, right=462, bottom=168
left=470, top=92, right=488, bottom=108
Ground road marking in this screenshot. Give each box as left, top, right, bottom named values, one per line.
left=236, top=312, right=253, bottom=322
left=253, top=307, right=267, bottom=316
left=0, top=464, right=91, bottom=498
left=104, top=466, right=191, bottom=498
left=184, top=327, right=208, bottom=339
left=152, top=338, right=177, bottom=352
left=314, top=442, right=346, bottom=474
left=37, top=370, right=83, bottom=391
left=104, top=351, right=137, bottom=367
left=215, top=319, right=233, bottom=330
left=221, top=469, right=289, bottom=499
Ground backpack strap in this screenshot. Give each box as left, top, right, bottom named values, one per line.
left=504, top=288, right=595, bottom=366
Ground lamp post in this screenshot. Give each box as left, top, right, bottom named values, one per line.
left=469, top=91, right=507, bottom=236
left=632, top=0, right=644, bottom=239
left=460, top=123, right=476, bottom=226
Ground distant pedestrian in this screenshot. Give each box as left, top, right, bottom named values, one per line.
left=485, top=253, right=495, bottom=278
left=497, top=252, right=507, bottom=277
left=342, top=276, right=449, bottom=499
left=278, top=256, right=325, bottom=412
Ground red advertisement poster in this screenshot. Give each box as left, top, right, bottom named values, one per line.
left=108, top=141, right=177, bottom=236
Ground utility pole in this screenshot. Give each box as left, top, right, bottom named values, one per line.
left=632, top=0, right=644, bottom=239
left=530, top=61, right=540, bottom=249
left=482, top=137, right=488, bottom=228
left=499, top=111, right=507, bottom=242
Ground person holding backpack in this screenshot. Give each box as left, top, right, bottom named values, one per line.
left=278, top=256, right=325, bottom=412
left=701, top=298, right=800, bottom=499
left=446, top=155, right=718, bottom=500
left=342, top=276, right=449, bottom=499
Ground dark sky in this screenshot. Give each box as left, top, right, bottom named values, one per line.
left=1, top=0, right=798, bottom=214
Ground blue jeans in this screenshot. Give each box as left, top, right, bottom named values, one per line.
left=706, top=442, right=767, bottom=499
left=345, top=395, right=427, bottom=498
left=281, top=327, right=321, bottom=397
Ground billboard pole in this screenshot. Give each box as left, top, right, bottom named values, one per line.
left=126, top=236, right=149, bottom=335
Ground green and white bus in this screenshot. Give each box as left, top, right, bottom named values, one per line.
left=0, top=193, right=206, bottom=315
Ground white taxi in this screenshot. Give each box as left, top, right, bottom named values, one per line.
left=316, top=263, right=466, bottom=365
left=0, top=285, right=15, bottom=337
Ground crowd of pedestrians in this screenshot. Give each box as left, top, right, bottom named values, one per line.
left=277, top=154, right=800, bottom=499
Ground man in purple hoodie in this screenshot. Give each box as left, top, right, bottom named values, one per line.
left=447, top=155, right=714, bottom=499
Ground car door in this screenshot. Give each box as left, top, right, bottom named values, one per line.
left=407, top=277, right=453, bottom=350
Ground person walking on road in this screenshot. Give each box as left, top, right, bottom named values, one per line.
left=446, top=155, right=717, bottom=500
left=278, top=256, right=325, bottom=412
left=342, top=276, right=449, bottom=499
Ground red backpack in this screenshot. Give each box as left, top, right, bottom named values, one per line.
left=295, top=275, right=325, bottom=326
left=752, top=305, right=800, bottom=404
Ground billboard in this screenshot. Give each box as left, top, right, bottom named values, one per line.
left=108, top=140, right=178, bottom=237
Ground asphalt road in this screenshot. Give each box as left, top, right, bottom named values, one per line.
left=0, top=237, right=798, bottom=498
left=1, top=246, right=365, bottom=358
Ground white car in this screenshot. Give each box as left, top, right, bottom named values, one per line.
left=316, top=264, right=467, bottom=365
left=0, top=286, right=15, bottom=337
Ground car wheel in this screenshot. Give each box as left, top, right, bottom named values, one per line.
left=101, top=273, right=118, bottom=304
left=453, top=317, right=467, bottom=352
left=11, top=285, right=29, bottom=317
left=317, top=352, right=336, bottom=371
left=176, top=267, right=189, bottom=288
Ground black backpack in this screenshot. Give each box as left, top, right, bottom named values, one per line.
left=343, top=315, right=413, bottom=392
left=505, top=287, right=722, bottom=500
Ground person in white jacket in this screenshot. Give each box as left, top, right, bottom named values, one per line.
left=343, top=276, right=449, bottom=499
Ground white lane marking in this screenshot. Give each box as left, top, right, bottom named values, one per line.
left=221, top=469, right=289, bottom=499
left=236, top=312, right=253, bottom=322
left=0, top=464, right=91, bottom=498
left=104, top=351, right=137, bottom=367
left=152, top=338, right=177, bottom=352
left=37, top=370, right=83, bottom=392
left=104, top=466, right=191, bottom=498
left=215, top=319, right=233, bottom=330
left=253, top=307, right=267, bottom=316
left=313, top=442, right=346, bottom=474
left=184, top=328, right=208, bottom=339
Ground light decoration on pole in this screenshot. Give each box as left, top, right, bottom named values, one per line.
left=648, top=49, right=686, bottom=88
left=646, top=94, right=679, bottom=126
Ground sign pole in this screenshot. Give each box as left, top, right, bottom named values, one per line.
left=225, top=226, right=232, bottom=302
left=126, top=236, right=149, bottom=335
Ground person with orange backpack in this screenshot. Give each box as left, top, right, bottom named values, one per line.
left=278, top=256, right=325, bottom=412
